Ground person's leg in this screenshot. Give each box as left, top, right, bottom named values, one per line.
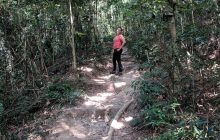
left=116, top=49, right=123, bottom=73
left=110, top=49, right=117, bottom=74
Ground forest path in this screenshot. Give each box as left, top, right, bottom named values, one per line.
left=41, top=48, right=143, bottom=140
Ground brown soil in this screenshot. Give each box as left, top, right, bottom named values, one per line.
left=16, top=48, right=146, bottom=140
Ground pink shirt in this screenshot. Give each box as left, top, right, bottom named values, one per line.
left=113, top=34, right=123, bottom=49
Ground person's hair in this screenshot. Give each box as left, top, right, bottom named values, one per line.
left=118, top=27, right=123, bottom=32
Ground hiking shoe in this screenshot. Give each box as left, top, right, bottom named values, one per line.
left=110, top=71, right=116, bottom=74
left=117, top=72, right=123, bottom=76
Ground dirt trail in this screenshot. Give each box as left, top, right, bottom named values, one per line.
left=40, top=48, right=143, bottom=140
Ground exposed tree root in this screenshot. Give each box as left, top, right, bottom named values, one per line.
left=107, top=98, right=134, bottom=140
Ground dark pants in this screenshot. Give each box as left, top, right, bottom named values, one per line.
left=113, top=49, right=123, bottom=72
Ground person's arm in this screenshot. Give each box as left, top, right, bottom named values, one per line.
left=118, top=35, right=126, bottom=51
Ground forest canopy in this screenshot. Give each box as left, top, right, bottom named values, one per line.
left=0, top=0, right=220, bottom=139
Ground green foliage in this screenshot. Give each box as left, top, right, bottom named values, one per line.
left=147, top=125, right=206, bottom=140
left=147, top=119, right=220, bottom=140
left=132, top=67, right=166, bottom=107
left=140, top=101, right=180, bottom=128
left=0, top=0, right=110, bottom=136
left=45, top=82, right=81, bottom=105
left=127, top=42, right=149, bottom=64
left=88, top=44, right=111, bottom=56
left=0, top=0, right=220, bottom=139
left=125, top=0, right=220, bottom=139
left=102, top=35, right=113, bottom=42
left=0, top=81, right=82, bottom=135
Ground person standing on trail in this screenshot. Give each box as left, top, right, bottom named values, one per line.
left=110, top=27, right=126, bottom=75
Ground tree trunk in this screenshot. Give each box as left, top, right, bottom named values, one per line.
left=168, top=0, right=177, bottom=94
left=94, top=0, right=99, bottom=43
left=88, top=0, right=98, bottom=44
left=69, top=0, right=77, bottom=69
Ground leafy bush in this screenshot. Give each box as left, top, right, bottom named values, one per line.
left=0, top=81, right=82, bottom=135
left=79, top=43, right=111, bottom=64
left=147, top=125, right=205, bottom=140
left=141, top=101, right=180, bottom=128
left=131, top=65, right=180, bottom=129
left=147, top=119, right=220, bottom=140
left=91, top=44, right=111, bottom=55
left=102, top=35, right=113, bottom=42
left=130, top=101, right=180, bottom=128
left=131, top=62, right=220, bottom=139
left=45, top=82, right=81, bottom=105
left=132, top=67, right=166, bottom=107
left=127, top=42, right=149, bottom=64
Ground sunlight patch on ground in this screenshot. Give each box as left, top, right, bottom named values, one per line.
left=50, top=121, right=87, bottom=139
left=51, top=126, right=64, bottom=134
left=107, top=83, right=115, bottom=92
left=102, top=136, right=108, bottom=140
left=60, top=122, right=86, bottom=139
left=78, top=66, right=93, bottom=72
left=84, top=100, right=101, bottom=106
left=114, top=82, right=126, bottom=88
left=84, top=92, right=114, bottom=107
left=69, top=128, right=86, bottom=139
left=98, top=75, right=112, bottom=80
left=84, top=92, right=114, bottom=106
left=132, top=72, right=140, bottom=78
left=88, top=96, right=107, bottom=102
left=125, top=116, right=133, bottom=122
left=127, top=70, right=134, bottom=74
left=111, top=120, right=124, bottom=129
left=92, top=78, right=106, bottom=84
left=97, top=92, right=114, bottom=97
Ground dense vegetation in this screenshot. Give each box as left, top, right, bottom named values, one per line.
left=0, top=0, right=111, bottom=137
left=0, top=0, right=220, bottom=139
left=124, top=0, right=220, bottom=139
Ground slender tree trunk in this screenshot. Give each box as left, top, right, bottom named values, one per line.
left=36, top=9, right=46, bottom=74
left=169, top=13, right=176, bottom=43
left=171, top=2, right=184, bottom=93
left=69, top=0, right=77, bottom=69
left=88, top=0, right=98, bottom=44
left=94, top=0, right=99, bottom=43
left=168, top=0, right=177, bottom=94
left=24, top=35, right=28, bottom=84
left=190, top=0, right=196, bottom=108
left=95, top=0, right=98, bottom=29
